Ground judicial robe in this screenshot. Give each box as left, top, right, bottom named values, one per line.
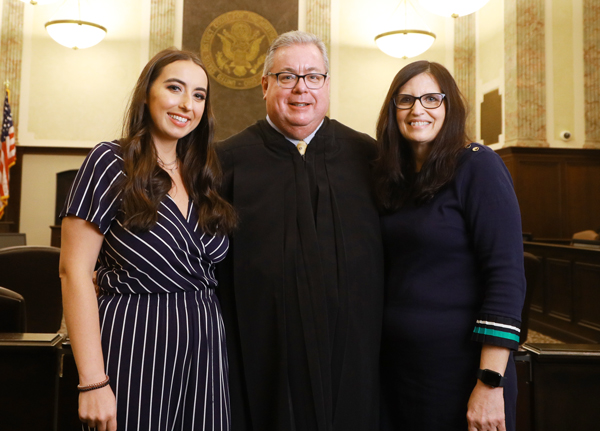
left=216, top=118, right=384, bottom=431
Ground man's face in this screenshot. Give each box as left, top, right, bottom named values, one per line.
left=262, top=43, right=330, bottom=140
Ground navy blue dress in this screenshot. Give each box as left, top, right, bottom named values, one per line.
left=380, top=144, right=525, bottom=431
left=61, top=141, right=230, bottom=431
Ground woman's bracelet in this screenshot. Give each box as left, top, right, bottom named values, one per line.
left=77, top=375, right=110, bottom=392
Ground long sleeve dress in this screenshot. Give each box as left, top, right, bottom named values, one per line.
left=61, top=141, right=230, bottom=431
left=380, top=143, right=526, bottom=431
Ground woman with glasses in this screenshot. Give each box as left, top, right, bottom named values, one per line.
left=373, top=61, right=525, bottom=431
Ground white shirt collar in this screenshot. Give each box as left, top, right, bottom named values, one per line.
left=266, top=115, right=324, bottom=146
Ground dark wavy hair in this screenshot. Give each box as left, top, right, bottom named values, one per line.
left=118, top=47, right=236, bottom=234
left=373, top=61, right=469, bottom=212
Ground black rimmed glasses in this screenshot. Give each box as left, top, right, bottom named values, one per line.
left=393, top=93, right=446, bottom=110
left=267, top=72, right=329, bottom=89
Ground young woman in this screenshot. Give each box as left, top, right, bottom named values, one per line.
left=374, top=61, right=525, bottom=431
left=59, top=48, right=236, bottom=431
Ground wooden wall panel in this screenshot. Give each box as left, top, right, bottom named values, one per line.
left=545, top=258, right=572, bottom=321
left=575, top=262, right=600, bottom=331
left=498, top=147, right=600, bottom=239
left=515, top=161, right=562, bottom=238
left=564, top=163, right=600, bottom=234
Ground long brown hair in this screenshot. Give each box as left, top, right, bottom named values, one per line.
left=118, top=48, right=236, bottom=234
left=373, top=61, right=469, bottom=212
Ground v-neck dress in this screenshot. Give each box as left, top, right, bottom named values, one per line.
left=61, top=141, right=230, bottom=431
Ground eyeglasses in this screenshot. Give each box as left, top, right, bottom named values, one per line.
left=267, top=72, right=329, bottom=89
left=393, top=93, right=446, bottom=110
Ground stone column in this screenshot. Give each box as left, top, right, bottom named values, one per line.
left=504, top=0, right=548, bottom=147
left=0, top=0, right=24, bottom=138
left=584, top=0, right=600, bottom=148
left=454, top=13, right=476, bottom=141
left=149, top=0, right=177, bottom=59
left=306, top=0, right=331, bottom=57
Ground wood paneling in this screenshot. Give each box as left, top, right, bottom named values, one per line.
left=546, top=258, right=572, bottom=321
left=576, top=263, right=600, bottom=331
left=524, top=241, right=600, bottom=343
left=564, top=163, right=600, bottom=233
left=1, top=146, right=90, bottom=234
left=497, top=147, right=600, bottom=239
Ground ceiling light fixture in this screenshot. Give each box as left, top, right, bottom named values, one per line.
left=375, top=0, right=436, bottom=59
left=45, top=0, right=107, bottom=50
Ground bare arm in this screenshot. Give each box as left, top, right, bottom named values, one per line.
left=466, top=345, right=510, bottom=431
left=59, top=215, right=117, bottom=431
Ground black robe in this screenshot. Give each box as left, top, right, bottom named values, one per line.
left=216, top=118, right=384, bottom=431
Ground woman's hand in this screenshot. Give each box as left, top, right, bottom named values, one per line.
left=79, top=385, right=117, bottom=431
left=466, top=380, right=506, bottom=431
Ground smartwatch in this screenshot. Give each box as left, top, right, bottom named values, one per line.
left=477, top=368, right=506, bottom=388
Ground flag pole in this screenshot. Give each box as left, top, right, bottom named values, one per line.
left=4, top=79, right=10, bottom=103
left=3, top=80, right=9, bottom=103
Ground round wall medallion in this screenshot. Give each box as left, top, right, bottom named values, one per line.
left=200, top=10, right=278, bottom=90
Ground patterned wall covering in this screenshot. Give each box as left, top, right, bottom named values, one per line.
left=0, top=0, right=24, bottom=138
left=149, top=0, right=177, bottom=58
left=454, top=14, right=476, bottom=141
left=504, top=0, right=548, bottom=147
left=306, top=0, right=331, bottom=59
left=584, top=0, right=600, bottom=148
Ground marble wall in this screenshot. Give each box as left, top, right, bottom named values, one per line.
left=584, top=0, right=600, bottom=148
left=454, top=13, right=476, bottom=141
left=504, top=0, right=548, bottom=147
left=149, top=0, right=177, bottom=58
left=0, top=0, right=24, bottom=135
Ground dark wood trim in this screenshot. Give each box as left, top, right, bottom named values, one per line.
left=496, top=146, right=600, bottom=158
left=16, top=146, right=92, bottom=156
left=1, top=146, right=91, bottom=233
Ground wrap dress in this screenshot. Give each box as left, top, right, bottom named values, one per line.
left=61, top=141, right=230, bottom=431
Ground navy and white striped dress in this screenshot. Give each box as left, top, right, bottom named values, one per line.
left=61, top=141, right=230, bottom=431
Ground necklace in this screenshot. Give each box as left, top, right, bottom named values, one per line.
left=158, top=156, right=179, bottom=173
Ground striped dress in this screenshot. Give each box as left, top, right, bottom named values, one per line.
left=61, top=141, right=230, bottom=431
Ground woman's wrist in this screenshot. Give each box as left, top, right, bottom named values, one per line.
left=78, top=375, right=110, bottom=392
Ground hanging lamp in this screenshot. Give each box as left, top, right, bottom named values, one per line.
left=45, top=0, right=107, bottom=50
left=375, top=0, right=436, bottom=59
left=419, top=0, right=490, bottom=18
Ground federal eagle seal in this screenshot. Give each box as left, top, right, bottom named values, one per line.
left=200, top=11, right=278, bottom=90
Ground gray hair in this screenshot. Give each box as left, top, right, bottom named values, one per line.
left=263, top=30, right=329, bottom=76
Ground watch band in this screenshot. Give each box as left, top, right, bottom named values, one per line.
left=477, top=368, right=506, bottom=388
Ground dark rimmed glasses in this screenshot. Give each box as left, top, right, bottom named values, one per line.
left=267, top=72, right=329, bottom=89
left=393, top=93, right=446, bottom=110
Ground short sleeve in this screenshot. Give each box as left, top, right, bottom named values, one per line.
left=456, top=144, right=526, bottom=350
left=60, top=141, right=124, bottom=234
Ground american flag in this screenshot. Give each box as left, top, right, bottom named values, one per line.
left=1, top=91, right=16, bottom=219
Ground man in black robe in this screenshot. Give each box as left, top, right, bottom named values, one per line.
left=216, top=30, right=384, bottom=431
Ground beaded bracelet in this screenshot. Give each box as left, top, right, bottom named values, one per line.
left=77, top=375, right=110, bottom=392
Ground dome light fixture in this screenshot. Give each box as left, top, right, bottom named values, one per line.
left=419, top=0, right=491, bottom=18
left=375, top=0, right=436, bottom=59
left=45, top=0, right=107, bottom=50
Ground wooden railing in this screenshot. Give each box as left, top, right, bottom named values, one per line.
left=524, top=241, right=600, bottom=343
